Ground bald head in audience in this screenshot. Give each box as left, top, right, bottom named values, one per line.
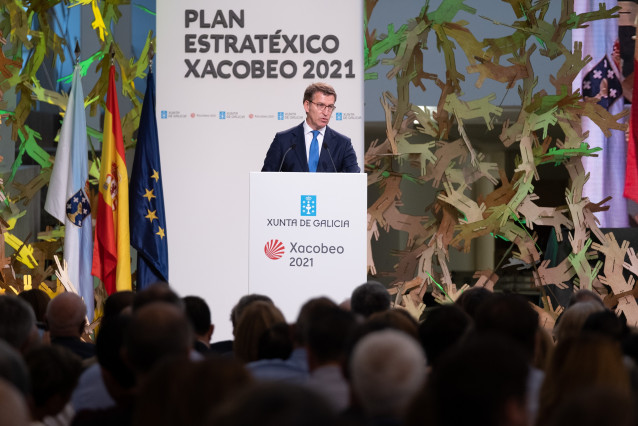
left=45, top=292, right=87, bottom=338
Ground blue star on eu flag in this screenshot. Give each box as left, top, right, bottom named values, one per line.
left=66, top=189, right=91, bottom=227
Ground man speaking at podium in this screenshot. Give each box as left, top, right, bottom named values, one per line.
left=261, top=83, right=360, bottom=173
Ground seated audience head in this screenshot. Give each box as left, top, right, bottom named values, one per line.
left=96, top=314, right=136, bottom=403
left=581, top=309, right=628, bottom=342
left=367, top=309, right=419, bottom=338
left=0, top=339, right=29, bottom=397
left=132, top=282, right=182, bottom=311
left=0, top=295, right=38, bottom=353
left=546, top=386, right=635, bottom=426
left=124, top=302, right=193, bottom=379
left=234, top=301, right=286, bottom=363
left=24, top=345, right=82, bottom=421
left=17, top=288, right=50, bottom=324
left=474, top=293, right=539, bottom=361
left=102, top=290, right=134, bottom=320
left=454, top=286, right=493, bottom=320
left=183, top=295, right=214, bottom=349
left=257, top=322, right=293, bottom=361
left=134, top=357, right=252, bottom=426
left=553, top=301, right=605, bottom=342
left=350, top=281, right=391, bottom=319
left=230, top=294, right=273, bottom=331
left=350, top=329, right=426, bottom=419
left=45, top=292, right=86, bottom=338
left=306, top=305, right=356, bottom=369
left=407, top=334, right=529, bottom=426
left=208, top=382, right=339, bottom=426
left=567, top=289, right=605, bottom=309
left=536, top=333, right=631, bottom=425
left=293, top=297, right=336, bottom=347
left=0, top=378, right=29, bottom=426
left=418, top=304, right=471, bottom=368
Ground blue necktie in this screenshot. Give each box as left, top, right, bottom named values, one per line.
left=308, top=130, right=320, bottom=172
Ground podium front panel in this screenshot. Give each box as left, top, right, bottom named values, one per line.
left=249, top=172, right=366, bottom=321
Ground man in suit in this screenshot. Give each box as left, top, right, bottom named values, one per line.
left=262, top=82, right=360, bottom=173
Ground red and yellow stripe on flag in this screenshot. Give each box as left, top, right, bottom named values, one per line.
left=92, top=65, right=131, bottom=294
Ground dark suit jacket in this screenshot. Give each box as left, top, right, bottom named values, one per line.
left=261, top=122, right=360, bottom=172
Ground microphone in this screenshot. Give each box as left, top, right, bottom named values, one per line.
left=278, top=144, right=296, bottom=172
left=322, top=142, right=338, bottom=172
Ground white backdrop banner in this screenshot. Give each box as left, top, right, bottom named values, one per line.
left=157, top=1, right=364, bottom=340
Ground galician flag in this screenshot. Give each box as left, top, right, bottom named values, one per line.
left=44, top=64, right=95, bottom=321
left=572, top=0, right=628, bottom=227
left=129, top=70, right=169, bottom=289
left=92, top=65, right=132, bottom=294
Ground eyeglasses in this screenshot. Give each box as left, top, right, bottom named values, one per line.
left=308, top=100, right=336, bottom=113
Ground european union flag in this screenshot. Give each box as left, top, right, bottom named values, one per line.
left=129, top=71, right=168, bottom=289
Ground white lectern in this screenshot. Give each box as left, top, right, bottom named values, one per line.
left=249, top=172, right=367, bottom=321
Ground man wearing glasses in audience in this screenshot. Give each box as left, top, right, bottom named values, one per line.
left=262, top=82, right=360, bottom=173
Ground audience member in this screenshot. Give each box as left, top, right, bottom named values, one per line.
left=183, top=295, right=215, bottom=355
left=553, top=300, right=605, bottom=342
left=133, top=357, right=252, bottom=426
left=454, top=286, right=493, bottom=321
left=208, top=382, right=341, bottom=426
left=247, top=297, right=334, bottom=383
left=418, top=304, right=470, bottom=368
left=72, top=314, right=136, bottom=426
left=581, top=309, right=628, bottom=342
left=546, top=386, right=635, bottom=426
left=17, top=288, right=50, bottom=325
left=305, top=305, right=356, bottom=411
left=209, top=293, right=274, bottom=355
left=102, top=291, right=134, bottom=318
left=45, top=292, right=94, bottom=359
left=407, top=334, right=529, bottom=426
left=535, top=333, right=631, bottom=426
left=233, top=301, right=285, bottom=363
left=124, top=302, right=193, bottom=382
left=71, top=291, right=134, bottom=413
left=350, top=281, right=391, bottom=319
left=566, top=289, right=605, bottom=309
left=0, top=295, right=39, bottom=354
left=350, top=329, right=426, bottom=423
left=131, top=282, right=182, bottom=312
left=474, top=293, right=544, bottom=425
left=0, top=339, right=29, bottom=397
left=257, top=322, right=293, bottom=360
left=25, top=345, right=83, bottom=425
left=0, top=377, right=29, bottom=426
left=367, top=309, right=419, bottom=338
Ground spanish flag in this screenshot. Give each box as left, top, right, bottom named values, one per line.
left=92, top=65, right=131, bottom=294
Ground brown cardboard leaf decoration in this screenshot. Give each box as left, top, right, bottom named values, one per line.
left=367, top=175, right=402, bottom=229
left=367, top=214, right=380, bottom=275
left=532, top=296, right=564, bottom=331
left=473, top=269, right=499, bottom=291
left=533, top=258, right=573, bottom=289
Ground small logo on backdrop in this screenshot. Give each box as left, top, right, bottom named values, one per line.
left=66, top=189, right=91, bottom=227
left=190, top=113, right=195, bottom=118
left=581, top=54, right=622, bottom=109
left=335, top=112, right=342, bottom=121
left=249, top=114, right=254, bottom=119
left=219, top=111, right=226, bottom=120
left=161, top=111, right=167, bottom=119
left=300, top=195, right=317, bottom=216
left=264, top=239, right=285, bottom=260
left=278, top=112, right=284, bottom=120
